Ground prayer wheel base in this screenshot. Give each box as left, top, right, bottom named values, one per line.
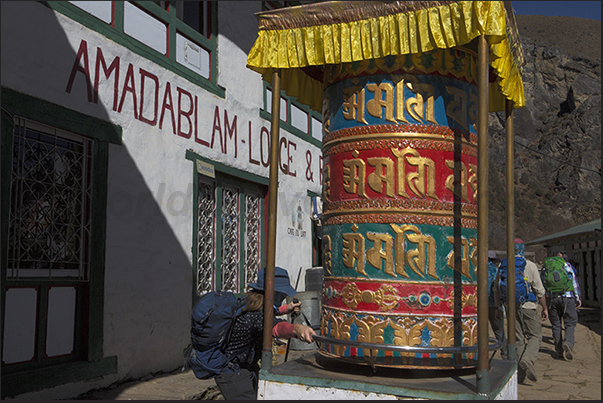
left=259, top=352, right=518, bottom=400
left=317, top=348, right=477, bottom=370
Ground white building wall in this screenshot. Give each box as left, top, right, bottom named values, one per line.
left=1, top=1, right=321, bottom=395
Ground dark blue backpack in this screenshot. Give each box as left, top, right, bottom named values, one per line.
left=185, top=291, right=245, bottom=379
left=499, top=256, right=537, bottom=304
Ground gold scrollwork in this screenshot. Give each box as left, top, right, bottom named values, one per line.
left=341, top=283, right=401, bottom=312
left=323, top=164, right=331, bottom=201
left=354, top=315, right=389, bottom=358
left=322, top=96, right=331, bottom=136
left=323, top=235, right=332, bottom=275
left=321, top=311, right=477, bottom=361
left=322, top=309, right=354, bottom=356
left=445, top=289, right=477, bottom=310
left=462, top=318, right=478, bottom=359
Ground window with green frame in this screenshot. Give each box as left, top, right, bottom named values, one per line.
left=45, top=1, right=223, bottom=98
left=1, top=87, right=120, bottom=398
left=187, top=151, right=268, bottom=301
left=261, top=82, right=323, bottom=148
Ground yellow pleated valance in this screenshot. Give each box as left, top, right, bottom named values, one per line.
left=247, top=1, right=525, bottom=113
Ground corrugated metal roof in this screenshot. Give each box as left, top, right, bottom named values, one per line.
left=525, top=218, right=601, bottom=246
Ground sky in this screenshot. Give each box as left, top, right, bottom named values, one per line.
left=510, top=1, right=601, bottom=20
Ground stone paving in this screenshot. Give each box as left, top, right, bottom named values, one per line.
left=70, top=307, right=600, bottom=400
left=515, top=306, right=601, bottom=400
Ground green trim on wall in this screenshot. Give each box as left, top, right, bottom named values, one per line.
left=1, top=87, right=122, bottom=144
left=1, top=87, right=118, bottom=398
left=260, top=110, right=323, bottom=149
left=261, top=81, right=323, bottom=149
left=43, top=1, right=225, bottom=99
left=185, top=149, right=270, bottom=186
left=88, top=141, right=110, bottom=361
left=0, top=107, right=14, bottom=288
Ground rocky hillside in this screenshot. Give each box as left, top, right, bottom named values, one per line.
left=487, top=15, right=601, bottom=261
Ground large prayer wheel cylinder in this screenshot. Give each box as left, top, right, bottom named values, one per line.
left=319, top=48, right=479, bottom=369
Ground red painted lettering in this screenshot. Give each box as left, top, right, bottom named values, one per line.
left=139, top=69, right=159, bottom=126
left=223, top=110, right=237, bottom=158
left=66, top=39, right=93, bottom=102
left=117, top=63, right=138, bottom=119
left=260, top=127, right=270, bottom=167
left=210, top=106, right=222, bottom=150
left=248, top=121, right=260, bottom=166
left=159, top=82, right=176, bottom=134
left=194, top=96, right=210, bottom=147
left=177, top=87, right=193, bottom=139
left=279, top=137, right=288, bottom=175
left=288, top=140, right=297, bottom=177
left=319, top=155, right=323, bottom=184
left=93, top=47, right=120, bottom=109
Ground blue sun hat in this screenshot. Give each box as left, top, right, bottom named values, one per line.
left=248, top=266, right=297, bottom=297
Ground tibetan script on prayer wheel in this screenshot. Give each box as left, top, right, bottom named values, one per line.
left=319, top=48, right=479, bottom=369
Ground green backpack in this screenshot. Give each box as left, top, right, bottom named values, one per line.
left=541, top=256, right=574, bottom=296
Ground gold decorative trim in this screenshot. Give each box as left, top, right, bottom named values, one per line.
left=323, top=276, right=477, bottom=286
left=323, top=137, right=478, bottom=158
left=341, top=283, right=401, bottom=312
left=321, top=305, right=477, bottom=319
left=322, top=199, right=477, bottom=218
left=323, top=128, right=477, bottom=150
left=322, top=213, right=477, bottom=228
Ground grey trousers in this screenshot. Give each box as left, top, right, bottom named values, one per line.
left=515, top=307, right=542, bottom=366
left=548, top=295, right=578, bottom=353
left=215, top=368, right=258, bottom=400
left=489, top=306, right=507, bottom=359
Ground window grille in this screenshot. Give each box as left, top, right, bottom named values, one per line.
left=194, top=171, right=264, bottom=294
left=221, top=186, right=240, bottom=293
left=196, top=178, right=216, bottom=295
left=244, top=193, right=261, bottom=286
left=7, top=118, right=93, bottom=280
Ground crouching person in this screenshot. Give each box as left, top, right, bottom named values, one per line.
left=215, top=267, right=316, bottom=400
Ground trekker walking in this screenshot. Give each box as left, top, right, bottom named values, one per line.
left=505, top=239, right=548, bottom=384
left=488, top=251, right=507, bottom=359
left=546, top=250, right=581, bottom=361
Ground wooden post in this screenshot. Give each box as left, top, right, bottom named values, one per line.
left=505, top=98, right=517, bottom=362
left=476, top=34, right=491, bottom=396
left=261, top=69, right=281, bottom=372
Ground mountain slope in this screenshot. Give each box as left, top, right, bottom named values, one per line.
left=487, top=15, right=601, bottom=261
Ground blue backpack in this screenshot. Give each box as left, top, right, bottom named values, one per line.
left=184, top=291, right=245, bottom=379
left=499, top=256, right=537, bottom=305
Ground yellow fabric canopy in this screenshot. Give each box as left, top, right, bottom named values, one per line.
left=247, top=1, right=525, bottom=113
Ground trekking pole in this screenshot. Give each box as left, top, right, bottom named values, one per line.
left=284, top=298, right=300, bottom=362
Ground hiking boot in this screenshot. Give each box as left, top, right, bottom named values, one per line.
left=517, top=367, right=527, bottom=384
left=562, top=342, right=574, bottom=361
left=519, top=360, right=537, bottom=382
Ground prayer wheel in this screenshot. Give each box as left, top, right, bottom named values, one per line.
left=319, top=48, right=479, bottom=369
